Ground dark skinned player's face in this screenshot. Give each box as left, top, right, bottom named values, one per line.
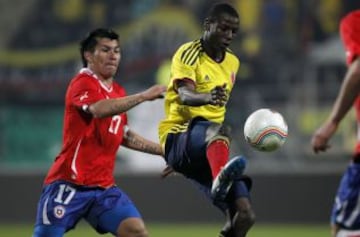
left=207, top=13, right=239, bottom=50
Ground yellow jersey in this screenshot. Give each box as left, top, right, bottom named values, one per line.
left=158, top=39, right=240, bottom=146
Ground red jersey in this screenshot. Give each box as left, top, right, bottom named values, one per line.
left=45, top=68, right=128, bottom=188
left=340, top=10, right=360, bottom=155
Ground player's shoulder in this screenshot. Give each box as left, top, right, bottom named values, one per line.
left=340, top=10, right=360, bottom=36
left=177, top=39, right=201, bottom=51
left=68, top=69, right=98, bottom=90
left=225, top=48, right=240, bottom=65
left=175, top=39, right=203, bottom=66
left=341, top=10, right=360, bottom=24
left=226, top=48, right=239, bottom=59
left=74, top=69, right=97, bottom=82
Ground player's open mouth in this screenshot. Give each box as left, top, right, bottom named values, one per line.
left=222, top=42, right=230, bottom=47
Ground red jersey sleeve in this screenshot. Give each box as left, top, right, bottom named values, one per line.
left=340, top=10, right=360, bottom=66
left=68, top=75, right=103, bottom=110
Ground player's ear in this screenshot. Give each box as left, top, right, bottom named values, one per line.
left=204, top=18, right=210, bottom=31
left=84, top=51, right=93, bottom=64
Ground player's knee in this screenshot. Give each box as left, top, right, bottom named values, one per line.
left=117, top=225, right=148, bottom=237
left=117, top=218, right=148, bottom=237
left=205, top=123, right=232, bottom=144
left=234, top=206, right=256, bottom=230
left=127, top=227, right=148, bottom=237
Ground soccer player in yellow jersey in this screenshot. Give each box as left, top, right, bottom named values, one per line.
left=158, top=3, right=255, bottom=237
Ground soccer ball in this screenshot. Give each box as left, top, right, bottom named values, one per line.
left=243, top=108, right=288, bottom=152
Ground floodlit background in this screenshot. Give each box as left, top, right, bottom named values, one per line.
left=0, top=0, right=359, bottom=235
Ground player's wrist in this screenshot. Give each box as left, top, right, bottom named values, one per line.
left=204, top=93, right=213, bottom=104
left=137, top=92, right=147, bottom=103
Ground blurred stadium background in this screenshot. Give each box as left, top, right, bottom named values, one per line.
left=1, top=0, right=360, bottom=236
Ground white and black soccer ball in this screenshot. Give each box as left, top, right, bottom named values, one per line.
left=243, top=108, right=288, bottom=152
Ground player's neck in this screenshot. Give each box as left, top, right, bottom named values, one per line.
left=85, top=67, right=113, bottom=87
left=201, top=38, right=225, bottom=63
left=98, top=77, right=113, bottom=88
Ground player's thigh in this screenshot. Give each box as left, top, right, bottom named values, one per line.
left=33, top=181, right=93, bottom=234
left=32, top=224, right=66, bottom=237
left=187, top=118, right=232, bottom=165
left=87, top=186, right=146, bottom=236
left=165, top=118, right=214, bottom=172
left=97, top=203, right=146, bottom=236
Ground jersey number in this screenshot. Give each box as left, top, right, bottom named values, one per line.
left=54, top=184, right=76, bottom=205
left=108, top=115, right=122, bottom=134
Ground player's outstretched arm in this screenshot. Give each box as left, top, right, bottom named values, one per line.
left=88, top=85, right=166, bottom=118
left=327, top=58, right=360, bottom=125
left=176, top=80, right=227, bottom=106
left=311, top=57, right=360, bottom=153
left=122, top=129, right=164, bottom=156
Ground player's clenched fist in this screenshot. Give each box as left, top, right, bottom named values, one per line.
left=209, top=83, right=227, bottom=106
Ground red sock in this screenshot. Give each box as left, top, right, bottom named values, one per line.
left=206, top=140, right=229, bottom=179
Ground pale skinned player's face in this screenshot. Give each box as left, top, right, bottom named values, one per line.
left=86, top=38, right=121, bottom=80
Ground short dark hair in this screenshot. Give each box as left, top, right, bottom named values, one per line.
left=80, top=28, right=119, bottom=67
left=206, top=3, right=239, bottom=22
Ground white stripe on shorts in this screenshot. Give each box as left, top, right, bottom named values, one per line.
left=42, top=197, right=51, bottom=225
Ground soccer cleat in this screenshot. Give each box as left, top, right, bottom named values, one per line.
left=211, top=156, right=247, bottom=201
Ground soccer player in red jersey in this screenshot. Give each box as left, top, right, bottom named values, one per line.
left=312, top=10, right=360, bottom=237
left=32, top=28, right=166, bottom=237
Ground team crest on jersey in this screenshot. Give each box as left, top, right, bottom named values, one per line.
left=230, top=72, right=236, bottom=84
left=80, top=91, right=89, bottom=101
left=54, top=205, right=66, bottom=219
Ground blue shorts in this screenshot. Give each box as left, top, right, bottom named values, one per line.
left=164, top=117, right=251, bottom=212
left=33, top=181, right=141, bottom=236
left=332, top=162, right=360, bottom=230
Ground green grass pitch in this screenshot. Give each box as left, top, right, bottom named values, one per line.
left=0, top=223, right=329, bottom=237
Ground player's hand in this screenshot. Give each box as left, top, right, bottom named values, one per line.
left=311, top=121, right=338, bottom=153
left=209, top=84, right=227, bottom=106
left=141, top=85, right=167, bottom=101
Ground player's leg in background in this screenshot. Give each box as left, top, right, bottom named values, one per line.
left=331, top=162, right=360, bottom=237
left=231, top=196, right=255, bottom=237
left=219, top=180, right=255, bottom=237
